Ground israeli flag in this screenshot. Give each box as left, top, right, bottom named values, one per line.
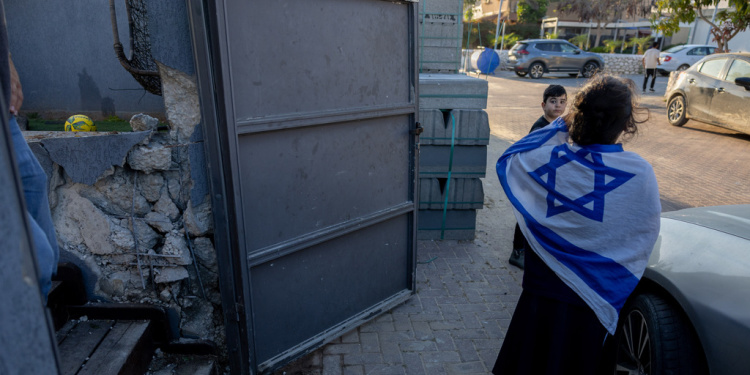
left=497, top=118, right=661, bottom=334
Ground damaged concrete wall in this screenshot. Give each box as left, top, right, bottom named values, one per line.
left=24, top=64, right=225, bottom=348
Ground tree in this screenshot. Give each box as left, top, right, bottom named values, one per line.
left=464, top=0, right=480, bottom=21
left=569, top=34, right=590, bottom=49
left=651, top=0, right=750, bottom=52
left=518, top=0, right=550, bottom=23
left=557, top=0, right=655, bottom=47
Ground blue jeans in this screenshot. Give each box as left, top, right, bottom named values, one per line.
left=9, top=116, right=59, bottom=299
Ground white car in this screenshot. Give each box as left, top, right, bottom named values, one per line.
left=658, top=44, right=716, bottom=75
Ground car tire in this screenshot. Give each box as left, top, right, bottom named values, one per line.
left=677, top=64, right=690, bottom=71
left=614, top=293, right=708, bottom=375
left=529, top=63, right=544, bottom=79
left=582, top=61, right=599, bottom=78
left=568, top=73, right=579, bottom=77
left=667, top=95, right=688, bottom=127
left=515, top=71, right=527, bottom=77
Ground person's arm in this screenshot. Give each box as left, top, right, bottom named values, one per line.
left=8, top=55, right=22, bottom=115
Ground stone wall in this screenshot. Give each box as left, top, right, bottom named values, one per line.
left=24, top=64, right=225, bottom=349
left=598, top=53, right=645, bottom=75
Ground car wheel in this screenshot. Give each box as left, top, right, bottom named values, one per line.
left=614, top=293, right=707, bottom=375
left=582, top=61, right=599, bottom=78
left=515, top=71, right=527, bottom=77
left=667, top=95, right=688, bottom=127
left=529, top=63, right=544, bottom=79
left=568, top=73, right=579, bottom=77
left=677, top=64, right=690, bottom=72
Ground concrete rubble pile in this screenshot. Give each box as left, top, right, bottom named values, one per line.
left=24, top=64, right=225, bottom=349
left=417, top=0, right=489, bottom=241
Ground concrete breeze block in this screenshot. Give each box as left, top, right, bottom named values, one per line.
left=419, top=73, right=489, bottom=110
left=419, top=145, right=487, bottom=178
left=419, top=109, right=489, bottom=146
left=419, top=177, right=484, bottom=210
left=417, top=209, right=477, bottom=240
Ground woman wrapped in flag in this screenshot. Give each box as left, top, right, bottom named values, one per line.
left=492, top=75, right=661, bottom=374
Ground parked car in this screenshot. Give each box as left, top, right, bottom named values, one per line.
left=658, top=44, right=716, bottom=76
left=614, top=205, right=750, bottom=374
left=507, top=39, right=604, bottom=79
left=665, top=52, right=750, bottom=135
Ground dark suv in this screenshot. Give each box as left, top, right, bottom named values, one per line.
left=508, top=39, right=605, bottom=79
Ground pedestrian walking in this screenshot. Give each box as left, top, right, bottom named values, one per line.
left=642, top=41, right=661, bottom=93
left=493, top=75, right=661, bottom=374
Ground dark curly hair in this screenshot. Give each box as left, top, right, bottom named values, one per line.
left=564, top=75, right=648, bottom=146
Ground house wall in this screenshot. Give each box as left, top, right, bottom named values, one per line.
left=4, top=0, right=194, bottom=119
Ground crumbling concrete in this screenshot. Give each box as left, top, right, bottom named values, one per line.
left=22, top=64, right=224, bottom=351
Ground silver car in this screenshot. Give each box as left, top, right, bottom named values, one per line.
left=507, top=39, right=604, bottom=79
left=614, top=205, right=750, bottom=374
left=658, top=44, right=716, bottom=76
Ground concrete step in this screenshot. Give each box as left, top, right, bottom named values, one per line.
left=419, top=145, right=487, bottom=178
left=419, top=177, right=484, bottom=210
left=417, top=209, right=477, bottom=240
left=419, top=109, right=490, bottom=146
left=419, top=73, right=488, bottom=110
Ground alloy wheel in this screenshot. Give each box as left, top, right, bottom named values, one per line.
left=615, top=310, right=651, bottom=375
left=582, top=62, right=599, bottom=78
left=668, top=98, right=684, bottom=123
left=529, top=63, right=544, bottom=79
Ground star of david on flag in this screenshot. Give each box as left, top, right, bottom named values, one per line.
left=497, top=118, right=661, bottom=334
left=529, top=144, right=636, bottom=222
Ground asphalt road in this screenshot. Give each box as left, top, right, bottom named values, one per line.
left=482, top=70, right=750, bottom=212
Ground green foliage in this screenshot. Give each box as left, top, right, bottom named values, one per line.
left=103, top=115, right=123, bottom=122
left=26, top=112, right=40, bottom=119
left=545, top=32, right=559, bottom=39
left=464, top=0, right=480, bottom=21
left=629, top=36, right=654, bottom=54
left=652, top=0, right=750, bottom=52
left=569, top=34, right=590, bottom=49
left=590, top=46, right=609, bottom=53
left=463, top=21, right=499, bottom=48
left=502, top=33, right=522, bottom=49
left=603, top=39, right=624, bottom=53
left=518, top=0, right=549, bottom=24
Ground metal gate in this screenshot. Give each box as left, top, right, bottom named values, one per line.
left=187, top=1, right=419, bottom=373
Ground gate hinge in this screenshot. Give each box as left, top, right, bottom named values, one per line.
left=411, top=122, right=424, bottom=136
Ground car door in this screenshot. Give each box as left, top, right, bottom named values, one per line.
left=709, top=57, right=750, bottom=134
left=559, top=42, right=581, bottom=70
left=685, top=57, right=729, bottom=122
left=534, top=42, right=555, bottom=68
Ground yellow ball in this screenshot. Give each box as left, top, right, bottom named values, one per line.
left=64, top=114, right=96, bottom=132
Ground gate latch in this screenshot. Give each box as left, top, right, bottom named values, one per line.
left=411, top=122, right=424, bottom=136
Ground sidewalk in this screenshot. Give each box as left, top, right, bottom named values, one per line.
left=278, top=136, right=520, bottom=375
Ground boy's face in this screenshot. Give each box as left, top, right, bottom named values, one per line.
left=542, top=94, right=567, bottom=120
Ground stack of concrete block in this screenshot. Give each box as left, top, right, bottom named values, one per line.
left=419, top=0, right=463, bottom=74
left=418, top=73, right=490, bottom=240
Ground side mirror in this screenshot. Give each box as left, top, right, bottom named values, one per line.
left=574, top=50, right=581, bottom=54
left=735, top=77, right=750, bottom=91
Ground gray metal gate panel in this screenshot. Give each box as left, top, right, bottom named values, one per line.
left=187, top=1, right=418, bottom=373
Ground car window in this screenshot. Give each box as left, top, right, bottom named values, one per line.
left=560, top=43, right=578, bottom=53
left=687, top=47, right=704, bottom=56
left=699, top=58, right=727, bottom=78
left=707, top=47, right=716, bottom=54
left=548, top=43, right=562, bottom=52
left=726, top=59, right=750, bottom=82
left=511, top=43, right=528, bottom=52
left=665, top=45, right=686, bottom=53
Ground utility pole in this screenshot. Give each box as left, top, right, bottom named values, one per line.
left=494, top=0, right=505, bottom=50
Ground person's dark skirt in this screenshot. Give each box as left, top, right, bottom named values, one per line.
left=492, top=249, right=616, bottom=374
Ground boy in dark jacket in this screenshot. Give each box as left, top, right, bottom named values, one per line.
left=509, top=84, right=567, bottom=269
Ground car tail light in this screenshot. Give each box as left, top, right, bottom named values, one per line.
left=663, top=55, right=672, bottom=62
left=517, top=49, right=529, bottom=55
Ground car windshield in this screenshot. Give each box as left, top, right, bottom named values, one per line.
left=665, top=45, right=687, bottom=53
